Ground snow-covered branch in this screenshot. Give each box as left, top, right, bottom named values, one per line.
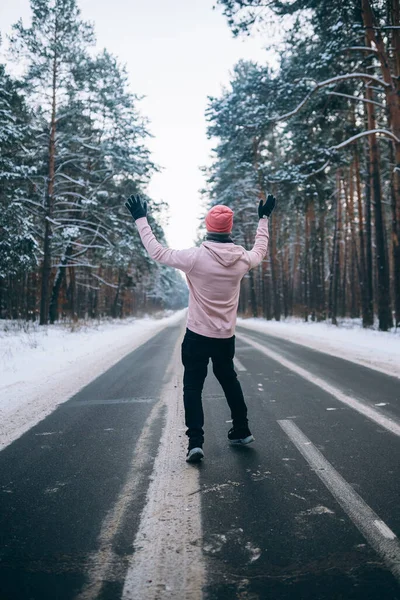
left=69, top=243, right=106, bottom=251
left=51, top=217, right=113, bottom=234
left=295, top=130, right=399, bottom=180
left=327, top=91, right=385, bottom=108
left=265, top=129, right=397, bottom=184
left=330, top=129, right=400, bottom=151
left=76, top=282, right=101, bottom=290
left=56, top=173, right=86, bottom=187
left=47, top=219, right=114, bottom=247
left=269, top=73, right=389, bottom=123
left=92, top=273, right=119, bottom=289
left=345, top=46, right=378, bottom=53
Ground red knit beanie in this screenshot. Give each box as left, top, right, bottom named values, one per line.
left=205, top=205, right=234, bottom=233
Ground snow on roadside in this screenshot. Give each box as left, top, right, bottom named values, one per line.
left=0, top=310, right=186, bottom=450
left=237, top=317, right=400, bottom=379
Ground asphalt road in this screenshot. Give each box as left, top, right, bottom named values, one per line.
left=0, top=319, right=399, bottom=600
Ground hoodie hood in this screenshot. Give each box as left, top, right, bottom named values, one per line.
left=202, top=241, right=246, bottom=267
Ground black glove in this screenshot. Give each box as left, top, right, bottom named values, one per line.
left=125, top=194, right=147, bottom=221
left=258, top=194, right=276, bottom=219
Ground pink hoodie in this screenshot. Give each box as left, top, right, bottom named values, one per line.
left=135, top=217, right=269, bottom=338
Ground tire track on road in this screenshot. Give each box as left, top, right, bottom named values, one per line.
left=122, top=334, right=205, bottom=600
left=76, top=330, right=204, bottom=599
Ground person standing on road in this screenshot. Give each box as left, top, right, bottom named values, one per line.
left=125, top=195, right=276, bottom=462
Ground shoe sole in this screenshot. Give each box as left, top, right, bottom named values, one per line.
left=229, top=435, right=255, bottom=445
left=186, top=447, right=204, bottom=462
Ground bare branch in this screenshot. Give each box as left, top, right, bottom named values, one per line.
left=304, top=160, right=332, bottom=178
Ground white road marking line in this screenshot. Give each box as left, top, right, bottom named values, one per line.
left=237, top=332, right=400, bottom=438
left=122, top=340, right=204, bottom=600
left=237, top=322, right=400, bottom=380
left=278, top=419, right=400, bottom=581
left=233, top=357, right=247, bottom=372
left=374, top=520, right=397, bottom=540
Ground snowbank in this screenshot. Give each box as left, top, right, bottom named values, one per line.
left=237, top=317, right=400, bottom=379
left=0, top=311, right=186, bottom=450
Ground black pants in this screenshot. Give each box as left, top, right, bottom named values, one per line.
left=181, top=328, right=248, bottom=444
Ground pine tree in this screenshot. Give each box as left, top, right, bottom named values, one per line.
left=45, top=50, right=156, bottom=322
left=3, top=1, right=186, bottom=322
left=0, top=62, right=37, bottom=318
left=214, top=0, right=398, bottom=330
left=9, top=0, right=95, bottom=324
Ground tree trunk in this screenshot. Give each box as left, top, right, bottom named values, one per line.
left=345, top=164, right=361, bottom=317
left=341, top=204, right=348, bottom=319
left=329, top=172, right=342, bottom=325
left=303, top=207, right=310, bottom=322
left=362, top=0, right=400, bottom=326
left=112, top=271, right=122, bottom=318
left=68, top=264, right=77, bottom=321
left=49, top=245, right=72, bottom=323
left=354, top=144, right=373, bottom=326
left=389, top=141, right=400, bottom=327
left=318, top=207, right=326, bottom=320
left=269, top=216, right=281, bottom=321
left=366, top=83, right=393, bottom=330
left=247, top=268, right=258, bottom=318
left=291, top=220, right=301, bottom=315
left=39, top=46, right=58, bottom=325
left=390, top=0, right=400, bottom=326
left=365, top=162, right=374, bottom=323
left=282, top=234, right=290, bottom=318
left=309, top=202, right=318, bottom=321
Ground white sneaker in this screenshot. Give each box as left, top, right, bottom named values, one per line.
left=186, top=447, right=204, bottom=462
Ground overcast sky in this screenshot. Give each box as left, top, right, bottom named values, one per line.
left=1, top=0, right=274, bottom=248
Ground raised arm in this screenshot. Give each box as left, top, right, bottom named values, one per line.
left=125, top=195, right=198, bottom=274
left=247, top=194, right=276, bottom=269
left=247, top=219, right=270, bottom=269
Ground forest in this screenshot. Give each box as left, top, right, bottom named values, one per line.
left=207, top=0, right=400, bottom=330
left=1, top=0, right=399, bottom=331
left=0, top=0, right=188, bottom=324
